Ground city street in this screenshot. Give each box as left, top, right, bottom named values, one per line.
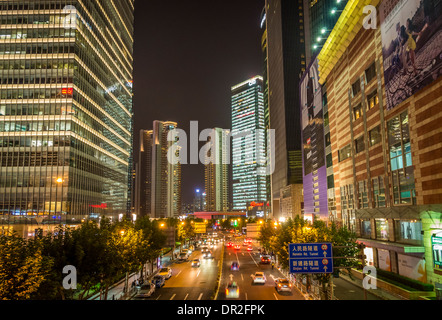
left=133, top=242, right=223, bottom=301
left=217, top=236, right=305, bottom=301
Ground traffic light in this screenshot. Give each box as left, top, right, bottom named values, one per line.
left=357, top=243, right=367, bottom=269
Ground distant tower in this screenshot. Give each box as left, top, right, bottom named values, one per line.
left=231, top=76, right=267, bottom=211
left=204, top=128, right=230, bottom=212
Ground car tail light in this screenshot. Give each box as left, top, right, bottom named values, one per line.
left=226, top=289, right=229, bottom=295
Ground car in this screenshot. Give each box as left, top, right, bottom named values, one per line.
left=226, top=242, right=233, bottom=247
left=151, top=275, right=165, bottom=288
left=234, top=244, right=241, bottom=250
left=191, top=258, right=201, bottom=267
left=230, top=262, right=239, bottom=271
left=225, top=281, right=240, bottom=299
left=252, top=272, right=266, bottom=284
left=135, top=283, right=155, bottom=298
left=203, top=251, right=212, bottom=259
left=158, top=267, right=172, bottom=279
left=275, top=278, right=292, bottom=292
left=201, top=246, right=209, bottom=253
left=260, top=255, right=271, bottom=264
left=247, top=246, right=253, bottom=252
left=178, top=252, right=188, bottom=261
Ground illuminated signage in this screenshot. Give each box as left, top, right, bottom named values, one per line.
left=432, top=235, right=442, bottom=270
left=90, top=203, right=107, bottom=209
left=61, top=88, right=74, bottom=95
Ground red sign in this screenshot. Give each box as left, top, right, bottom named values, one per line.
left=250, top=201, right=264, bottom=207
left=90, top=203, right=107, bottom=209
left=61, top=88, right=74, bottom=95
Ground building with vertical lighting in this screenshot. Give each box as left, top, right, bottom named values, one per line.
left=0, top=1, right=134, bottom=236
left=231, top=76, right=267, bottom=213
left=316, top=0, right=442, bottom=288
left=204, top=128, right=230, bottom=212
left=135, top=129, right=153, bottom=217
left=260, top=6, right=273, bottom=218
left=150, top=121, right=181, bottom=218
left=265, top=0, right=306, bottom=220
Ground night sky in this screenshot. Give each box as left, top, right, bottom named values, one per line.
left=133, top=0, right=265, bottom=204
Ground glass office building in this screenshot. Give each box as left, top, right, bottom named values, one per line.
left=231, top=76, right=267, bottom=211
left=0, top=1, right=134, bottom=231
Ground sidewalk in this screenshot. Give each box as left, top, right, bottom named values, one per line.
left=88, top=246, right=181, bottom=300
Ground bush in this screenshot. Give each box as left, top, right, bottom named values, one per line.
left=376, top=269, right=434, bottom=292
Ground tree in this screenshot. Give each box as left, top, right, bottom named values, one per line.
left=0, top=230, right=53, bottom=300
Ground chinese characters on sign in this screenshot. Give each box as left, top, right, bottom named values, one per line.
left=289, top=243, right=333, bottom=274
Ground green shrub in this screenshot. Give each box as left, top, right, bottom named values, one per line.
left=376, top=269, right=434, bottom=292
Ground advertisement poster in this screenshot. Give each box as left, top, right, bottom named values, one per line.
left=397, top=254, right=427, bottom=282
left=300, top=58, right=328, bottom=218
left=378, top=249, right=391, bottom=271
left=380, top=0, right=442, bottom=110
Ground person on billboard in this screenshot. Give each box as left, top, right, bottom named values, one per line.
left=405, top=18, right=418, bottom=76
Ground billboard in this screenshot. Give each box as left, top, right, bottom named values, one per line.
left=300, top=58, right=328, bottom=218
left=380, top=0, right=442, bottom=110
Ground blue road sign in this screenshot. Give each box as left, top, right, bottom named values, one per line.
left=289, top=243, right=333, bottom=274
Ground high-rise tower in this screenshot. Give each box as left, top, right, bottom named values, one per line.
left=204, top=128, right=230, bottom=212
left=265, top=0, right=306, bottom=219
left=0, top=1, right=134, bottom=233
left=231, top=76, right=267, bottom=212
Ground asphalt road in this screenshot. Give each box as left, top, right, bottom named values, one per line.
left=134, top=241, right=223, bottom=301
left=217, top=236, right=305, bottom=301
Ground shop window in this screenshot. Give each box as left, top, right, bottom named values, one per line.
left=394, top=220, right=423, bottom=245
left=361, top=220, right=371, bottom=238
left=375, top=219, right=389, bottom=240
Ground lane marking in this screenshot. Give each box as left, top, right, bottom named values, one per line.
left=155, top=294, right=161, bottom=300
left=170, top=293, right=176, bottom=300
left=245, top=292, right=248, bottom=300
left=184, top=293, right=189, bottom=300
left=176, top=270, right=182, bottom=277
left=273, top=293, right=279, bottom=300
left=196, top=270, right=201, bottom=277
left=249, top=252, right=259, bottom=267
left=198, top=293, right=203, bottom=300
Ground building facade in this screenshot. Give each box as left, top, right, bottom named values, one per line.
left=317, top=0, right=442, bottom=288
left=265, top=0, right=306, bottom=219
left=0, top=1, right=134, bottom=235
left=204, top=128, right=230, bottom=212
left=231, top=76, right=267, bottom=212
left=136, top=121, right=181, bottom=219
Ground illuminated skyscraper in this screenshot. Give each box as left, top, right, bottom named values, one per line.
left=150, top=121, right=181, bottom=218
left=204, top=128, right=230, bottom=212
left=231, top=76, right=267, bottom=212
left=0, top=1, right=134, bottom=233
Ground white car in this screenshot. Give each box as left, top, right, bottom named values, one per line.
left=203, top=251, right=212, bottom=259
left=252, top=272, right=266, bottom=284
left=191, top=258, right=201, bottom=267
left=225, top=281, right=240, bottom=299
left=158, top=267, right=172, bottom=279
left=135, top=283, right=155, bottom=298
